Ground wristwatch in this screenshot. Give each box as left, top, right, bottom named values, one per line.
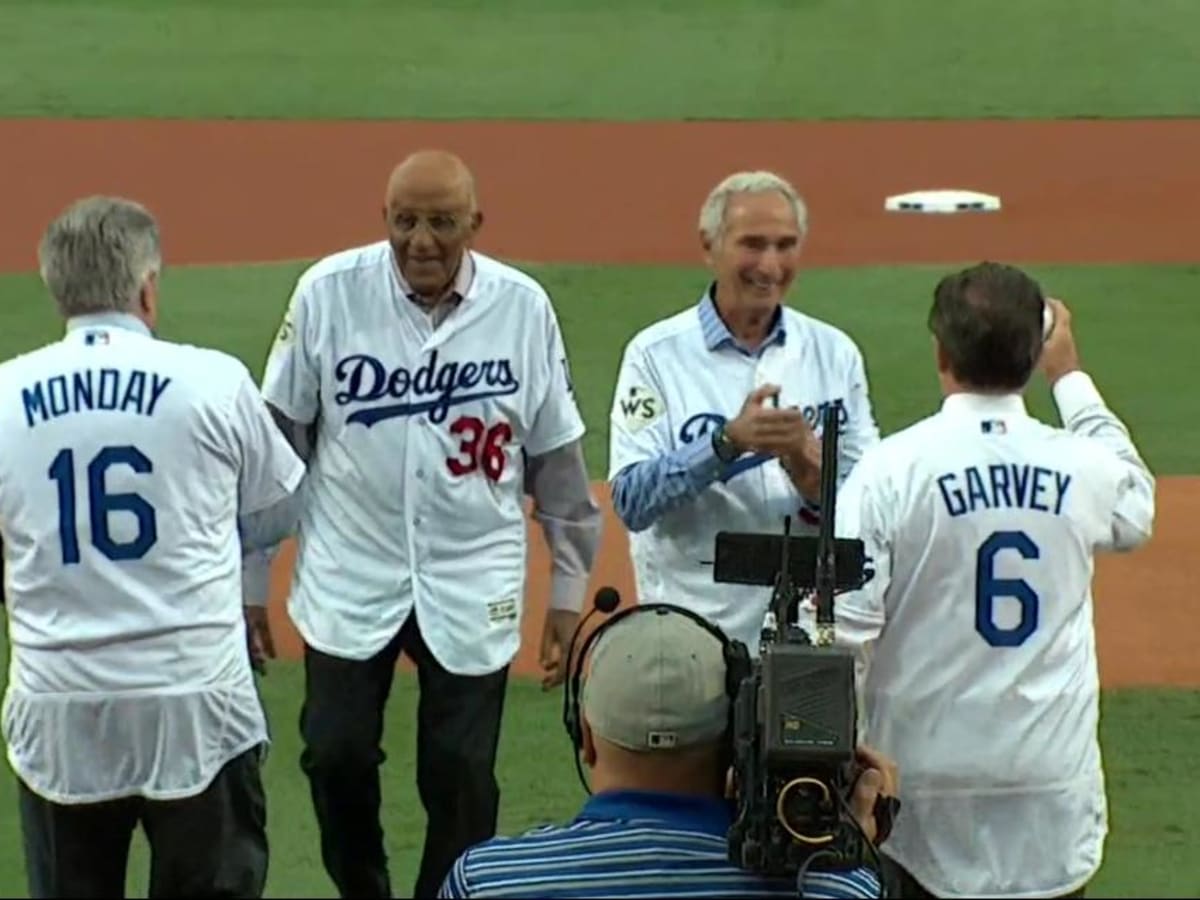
left=712, top=423, right=741, bottom=464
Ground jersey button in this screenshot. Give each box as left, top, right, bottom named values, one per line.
left=416, top=468, right=426, bottom=478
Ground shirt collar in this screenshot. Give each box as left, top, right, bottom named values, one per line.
left=698, top=285, right=786, bottom=356
left=65, top=312, right=152, bottom=337
left=575, top=790, right=734, bottom=838
left=940, top=391, right=1028, bottom=417
left=391, top=249, right=476, bottom=309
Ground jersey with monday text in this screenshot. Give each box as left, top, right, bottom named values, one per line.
left=608, top=301, right=880, bottom=652
left=0, top=317, right=304, bottom=803
left=261, top=243, right=585, bottom=674
left=831, top=378, right=1155, bottom=898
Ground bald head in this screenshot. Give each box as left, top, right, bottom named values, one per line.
left=385, top=149, right=478, bottom=212
left=382, top=149, right=483, bottom=302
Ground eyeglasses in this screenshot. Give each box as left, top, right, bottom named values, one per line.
left=390, top=211, right=470, bottom=237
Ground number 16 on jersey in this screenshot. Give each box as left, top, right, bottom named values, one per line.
left=49, top=445, right=159, bottom=565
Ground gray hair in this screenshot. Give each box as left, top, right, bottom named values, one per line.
left=698, top=171, right=808, bottom=243
left=38, top=196, right=162, bottom=318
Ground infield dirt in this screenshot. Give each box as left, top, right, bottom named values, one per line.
left=0, top=118, right=1195, bottom=688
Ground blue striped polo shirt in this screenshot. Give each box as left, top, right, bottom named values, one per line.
left=438, top=790, right=881, bottom=898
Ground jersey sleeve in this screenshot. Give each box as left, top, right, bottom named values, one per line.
left=261, top=275, right=320, bottom=425
left=229, top=369, right=307, bottom=516
left=837, top=344, right=882, bottom=487
left=524, top=301, right=586, bottom=458
left=606, top=339, right=674, bottom=479
left=1052, top=371, right=1155, bottom=552
left=525, top=442, right=602, bottom=613
left=832, top=451, right=891, bottom=696
left=1099, top=455, right=1156, bottom=553
left=606, top=338, right=732, bottom=533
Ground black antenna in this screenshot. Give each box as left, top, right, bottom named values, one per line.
left=813, top=402, right=842, bottom=644
left=767, top=514, right=795, bottom=645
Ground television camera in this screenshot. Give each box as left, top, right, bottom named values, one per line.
left=715, top=403, right=893, bottom=885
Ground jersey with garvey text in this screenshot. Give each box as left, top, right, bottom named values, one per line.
left=262, top=243, right=585, bottom=674
left=0, top=316, right=304, bottom=804
left=832, top=375, right=1155, bottom=898
left=608, top=302, right=879, bottom=651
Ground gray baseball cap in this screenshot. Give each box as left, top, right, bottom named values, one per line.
left=582, top=607, right=729, bottom=752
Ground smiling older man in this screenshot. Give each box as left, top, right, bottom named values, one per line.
left=243, top=150, right=602, bottom=899
left=606, top=170, right=881, bottom=651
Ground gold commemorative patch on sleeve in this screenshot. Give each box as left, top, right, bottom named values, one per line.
left=617, top=385, right=663, bottom=432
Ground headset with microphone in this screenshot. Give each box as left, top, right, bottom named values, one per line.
left=560, top=585, right=753, bottom=793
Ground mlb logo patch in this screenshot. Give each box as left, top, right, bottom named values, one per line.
left=981, top=419, right=1007, bottom=435
left=84, top=330, right=110, bottom=346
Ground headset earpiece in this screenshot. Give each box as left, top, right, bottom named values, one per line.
left=724, top=638, right=753, bottom=699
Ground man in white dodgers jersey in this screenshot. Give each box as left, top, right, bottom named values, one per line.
left=0, top=196, right=305, bottom=898
left=606, top=170, right=881, bottom=652
left=242, top=150, right=602, bottom=899
left=831, top=262, right=1155, bottom=899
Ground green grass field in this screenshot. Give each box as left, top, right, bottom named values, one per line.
left=2, top=1, right=1199, bottom=897
left=0, top=634, right=1193, bottom=898
left=2, top=0, right=1200, bottom=119
left=2, top=259, right=1198, bottom=897
left=2, top=261, right=1197, bottom=476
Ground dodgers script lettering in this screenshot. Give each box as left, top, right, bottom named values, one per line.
left=334, top=350, right=520, bottom=426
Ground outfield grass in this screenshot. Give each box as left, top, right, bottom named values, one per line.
left=0, top=635, right=1193, bottom=898
left=5, top=264, right=1195, bottom=895
left=2, top=260, right=1196, bottom=475
left=3, top=0, right=1200, bottom=120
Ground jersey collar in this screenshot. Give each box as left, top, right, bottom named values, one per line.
left=575, top=789, right=734, bottom=838
left=697, top=286, right=786, bottom=357
left=64, top=312, right=152, bottom=338
left=941, top=391, right=1028, bottom=417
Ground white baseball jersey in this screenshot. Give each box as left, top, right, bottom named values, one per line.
left=0, top=313, right=304, bottom=804
left=831, top=373, right=1155, bottom=898
left=607, top=292, right=880, bottom=652
left=261, top=242, right=584, bottom=674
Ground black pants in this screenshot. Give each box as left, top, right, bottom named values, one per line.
left=17, top=744, right=268, bottom=899
left=299, top=613, right=509, bottom=899
left=883, top=854, right=1087, bottom=899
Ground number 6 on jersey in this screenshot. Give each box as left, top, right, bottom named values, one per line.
left=975, top=530, right=1040, bottom=648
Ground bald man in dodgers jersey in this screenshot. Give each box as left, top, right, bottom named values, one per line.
left=607, top=170, right=880, bottom=653
left=831, top=263, right=1155, bottom=900
left=242, top=150, right=602, bottom=899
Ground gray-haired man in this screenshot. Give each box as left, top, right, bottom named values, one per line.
left=607, top=170, right=881, bottom=652
left=0, top=196, right=304, bottom=898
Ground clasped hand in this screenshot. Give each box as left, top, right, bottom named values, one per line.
left=724, top=385, right=821, bottom=495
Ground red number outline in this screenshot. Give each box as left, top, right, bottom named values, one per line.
left=446, top=416, right=513, bottom=483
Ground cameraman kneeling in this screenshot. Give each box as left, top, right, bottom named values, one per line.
left=438, top=606, right=896, bottom=899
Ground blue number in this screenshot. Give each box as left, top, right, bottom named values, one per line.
left=47, top=446, right=158, bottom=565
left=975, top=530, right=1040, bottom=647
left=48, top=449, right=80, bottom=564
